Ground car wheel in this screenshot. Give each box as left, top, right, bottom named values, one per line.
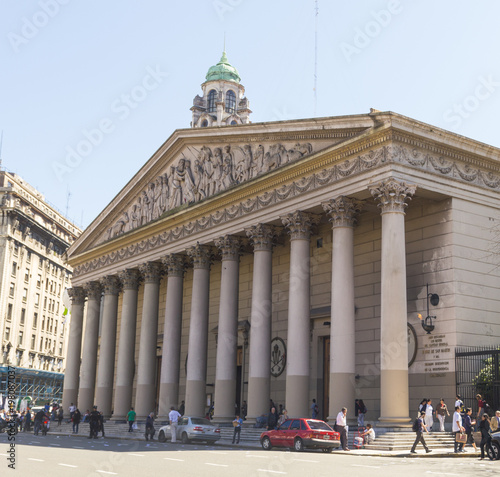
left=261, top=436, right=272, bottom=450
left=158, top=430, right=166, bottom=443
left=294, top=438, right=304, bottom=452
left=488, top=441, right=500, bottom=460
left=181, top=432, right=190, bottom=444
left=321, top=447, right=333, bottom=453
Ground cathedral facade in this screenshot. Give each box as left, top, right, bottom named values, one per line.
left=63, top=53, right=500, bottom=425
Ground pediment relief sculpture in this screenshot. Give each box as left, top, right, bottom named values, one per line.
left=101, top=141, right=314, bottom=243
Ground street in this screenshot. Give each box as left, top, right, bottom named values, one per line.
left=1, top=433, right=498, bottom=477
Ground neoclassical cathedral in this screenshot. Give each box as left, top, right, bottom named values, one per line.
left=63, top=52, right=500, bottom=425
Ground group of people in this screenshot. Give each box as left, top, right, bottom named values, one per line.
left=411, top=393, right=498, bottom=459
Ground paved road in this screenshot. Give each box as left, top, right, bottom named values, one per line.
left=1, top=434, right=497, bottom=477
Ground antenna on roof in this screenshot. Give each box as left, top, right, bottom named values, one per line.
left=314, top=0, right=319, bottom=116
left=65, top=186, right=71, bottom=218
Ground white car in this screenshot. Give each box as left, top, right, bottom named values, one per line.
left=158, top=416, right=221, bottom=444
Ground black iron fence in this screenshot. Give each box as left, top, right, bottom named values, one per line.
left=455, top=346, right=500, bottom=413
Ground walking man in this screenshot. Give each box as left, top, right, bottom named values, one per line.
left=336, top=407, right=349, bottom=451
left=453, top=405, right=465, bottom=453
left=411, top=411, right=432, bottom=454
left=127, top=407, right=136, bottom=432
left=232, top=414, right=243, bottom=444
left=169, top=406, right=181, bottom=443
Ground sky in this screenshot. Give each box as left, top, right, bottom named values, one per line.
left=1, top=0, right=500, bottom=229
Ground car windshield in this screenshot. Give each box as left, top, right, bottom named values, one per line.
left=306, top=420, right=333, bottom=431
left=191, top=418, right=212, bottom=426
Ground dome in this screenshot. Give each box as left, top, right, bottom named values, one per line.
left=205, top=51, right=241, bottom=83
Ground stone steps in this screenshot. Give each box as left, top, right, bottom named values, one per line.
left=358, top=432, right=458, bottom=451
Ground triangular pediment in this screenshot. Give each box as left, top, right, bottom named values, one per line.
left=68, top=115, right=377, bottom=258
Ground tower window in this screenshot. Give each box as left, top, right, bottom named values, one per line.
left=201, top=119, right=208, bottom=128
left=207, top=89, right=217, bottom=113
left=226, top=90, right=236, bottom=114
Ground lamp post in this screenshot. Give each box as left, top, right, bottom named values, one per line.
left=418, top=283, right=439, bottom=334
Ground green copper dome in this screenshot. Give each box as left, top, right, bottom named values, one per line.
left=205, top=51, right=241, bottom=83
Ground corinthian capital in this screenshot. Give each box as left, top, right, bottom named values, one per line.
left=214, top=235, right=241, bottom=261
left=162, top=253, right=187, bottom=278
left=369, top=179, right=417, bottom=214
left=280, top=210, right=321, bottom=240
left=118, top=269, right=141, bottom=290
left=245, top=224, right=279, bottom=251
left=84, top=281, right=103, bottom=301
left=186, top=243, right=212, bottom=270
left=322, top=196, right=363, bottom=228
left=139, top=262, right=163, bottom=283
left=100, top=275, right=121, bottom=295
left=67, top=287, right=86, bottom=306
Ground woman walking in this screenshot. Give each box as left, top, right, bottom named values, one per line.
left=479, top=414, right=494, bottom=460
left=435, top=398, right=450, bottom=432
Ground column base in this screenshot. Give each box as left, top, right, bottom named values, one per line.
left=377, top=416, right=412, bottom=428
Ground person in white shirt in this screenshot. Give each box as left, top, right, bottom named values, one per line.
left=168, top=406, right=181, bottom=443
left=335, top=407, right=349, bottom=451
left=452, top=406, right=465, bottom=453
left=424, top=398, right=434, bottom=432
left=68, top=403, right=76, bottom=419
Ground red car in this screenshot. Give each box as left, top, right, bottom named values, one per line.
left=260, top=418, right=340, bottom=452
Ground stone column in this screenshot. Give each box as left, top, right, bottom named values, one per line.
left=95, top=275, right=121, bottom=418
left=245, top=224, right=277, bottom=422
left=184, top=244, right=212, bottom=417
left=78, top=281, right=102, bottom=412
left=62, top=287, right=86, bottom=412
left=281, top=211, right=320, bottom=418
left=370, top=179, right=416, bottom=425
left=213, top=235, right=241, bottom=422
left=113, top=269, right=141, bottom=420
left=158, top=254, right=186, bottom=419
left=135, top=262, right=163, bottom=419
left=322, top=197, right=362, bottom=421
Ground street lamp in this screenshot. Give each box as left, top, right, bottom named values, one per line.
left=418, top=283, right=439, bottom=334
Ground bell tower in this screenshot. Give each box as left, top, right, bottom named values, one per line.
left=191, top=51, right=251, bottom=128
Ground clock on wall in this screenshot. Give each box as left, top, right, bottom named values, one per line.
left=408, top=323, right=418, bottom=367
left=271, top=337, right=286, bottom=377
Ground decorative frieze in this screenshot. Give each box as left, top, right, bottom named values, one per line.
left=118, top=269, right=141, bottom=290
left=139, top=262, right=163, bottom=283
left=214, top=235, right=242, bottom=261
left=161, top=253, right=187, bottom=277
left=369, top=179, right=416, bottom=214
left=67, top=287, right=86, bottom=306
left=322, top=196, right=363, bottom=228
left=281, top=211, right=321, bottom=240
left=245, top=224, right=279, bottom=251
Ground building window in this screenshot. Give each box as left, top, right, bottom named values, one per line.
left=9, top=283, right=15, bottom=297
left=226, top=89, right=236, bottom=114
left=13, top=243, right=19, bottom=255
left=43, top=297, right=47, bottom=310
left=41, top=316, right=45, bottom=331
left=37, top=274, right=41, bottom=288
left=201, top=119, right=208, bottom=128
left=58, top=342, right=63, bottom=356
left=35, top=293, right=40, bottom=306
left=20, top=308, right=26, bottom=325
left=18, top=331, right=23, bottom=346
left=33, top=312, right=38, bottom=328
left=5, top=327, right=11, bottom=341
left=207, top=89, right=217, bottom=113
left=27, top=251, right=31, bottom=263
left=31, top=334, right=36, bottom=349
left=11, top=262, right=17, bottom=276
left=7, top=304, right=13, bottom=321
left=39, top=337, right=43, bottom=351
left=22, top=288, right=28, bottom=303
left=54, top=320, right=58, bottom=335
left=25, top=268, right=30, bottom=282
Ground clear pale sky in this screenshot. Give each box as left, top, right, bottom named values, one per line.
left=1, top=0, right=499, bottom=229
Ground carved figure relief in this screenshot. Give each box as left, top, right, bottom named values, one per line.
left=105, top=142, right=314, bottom=241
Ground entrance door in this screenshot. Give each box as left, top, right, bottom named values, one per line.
left=323, top=337, right=330, bottom=419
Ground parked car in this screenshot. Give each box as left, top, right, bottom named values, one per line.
left=260, top=418, right=340, bottom=452
left=158, top=416, right=221, bottom=444
left=489, top=430, right=500, bottom=460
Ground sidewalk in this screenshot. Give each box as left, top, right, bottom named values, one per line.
left=43, top=424, right=484, bottom=458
